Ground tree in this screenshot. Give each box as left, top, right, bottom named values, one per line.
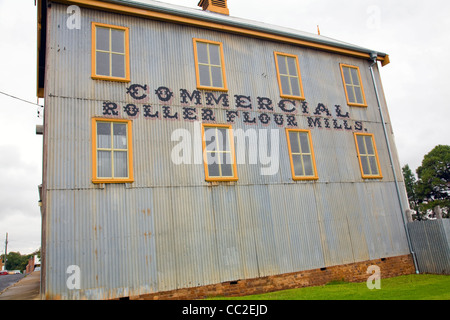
left=5, top=252, right=30, bottom=271
left=415, top=145, right=450, bottom=218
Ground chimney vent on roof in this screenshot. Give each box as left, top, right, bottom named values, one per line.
left=198, top=0, right=229, bottom=15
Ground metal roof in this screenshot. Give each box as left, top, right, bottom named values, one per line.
left=89, top=0, right=388, bottom=60
left=36, top=0, right=389, bottom=98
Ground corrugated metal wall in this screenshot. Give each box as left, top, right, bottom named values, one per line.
left=42, top=3, right=411, bottom=299
left=408, top=220, right=450, bottom=275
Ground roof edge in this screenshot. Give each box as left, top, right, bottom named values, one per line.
left=39, top=0, right=389, bottom=65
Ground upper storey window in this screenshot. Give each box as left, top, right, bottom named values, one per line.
left=193, top=38, right=228, bottom=91
left=340, top=64, right=367, bottom=107
left=274, top=52, right=305, bottom=100
left=92, top=23, right=130, bottom=82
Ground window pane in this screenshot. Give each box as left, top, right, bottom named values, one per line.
left=303, top=155, right=313, bottom=176
left=209, top=44, right=221, bottom=66
left=221, top=153, right=234, bottom=177
left=217, top=128, right=229, bottom=151
left=113, top=123, right=127, bottom=149
left=365, top=136, right=374, bottom=155
left=277, top=55, right=287, bottom=75
left=280, top=75, right=290, bottom=95
left=96, top=27, right=109, bottom=51
left=350, top=68, right=360, bottom=86
left=98, top=150, right=112, bottom=178
left=207, top=151, right=220, bottom=164
left=211, top=66, right=223, bottom=88
left=299, top=132, right=310, bottom=153
left=207, top=152, right=220, bottom=177
left=346, top=85, right=356, bottom=103
left=111, top=29, right=125, bottom=53
left=197, top=42, right=209, bottom=64
left=204, top=128, right=217, bottom=151
left=111, top=53, right=125, bottom=78
left=96, top=52, right=110, bottom=76
left=369, top=156, right=379, bottom=175
left=290, top=77, right=301, bottom=97
left=354, top=87, right=364, bottom=104
left=222, top=151, right=234, bottom=165
left=356, top=135, right=366, bottom=154
left=287, top=57, right=298, bottom=76
left=342, top=67, right=351, bottom=84
left=289, top=132, right=300, bottom=154
left=292, top=155, right=304, bottom=176
left=97, top=122, right=111, bottom=148
left=221, top=164, right=233, bottom=177
left=114, top=151, right=128, bottom=178
left=198, top=64, right=211, bottom=87
left=360, top=156, right=370, bottom=175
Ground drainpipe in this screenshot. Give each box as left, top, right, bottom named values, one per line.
left=368, top=53, right=419, bottom=274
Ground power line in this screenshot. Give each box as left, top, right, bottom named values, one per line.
left=0, top=91, right=44, bottom=107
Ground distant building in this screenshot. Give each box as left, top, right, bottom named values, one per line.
left=26, top=256, right=37, bottom=274
left=37, top=0, right=415, bottom=299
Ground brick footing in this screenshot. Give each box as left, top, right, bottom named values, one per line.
left=131, top=254, right=415, bottom=300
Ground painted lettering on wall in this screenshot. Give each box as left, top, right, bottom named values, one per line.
left=100, top=84, right=367, bottom=132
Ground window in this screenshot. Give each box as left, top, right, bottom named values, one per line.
left=201, top=124, right=238, bottom=181
left=354, top=133, right=382, bottom=179
left=340, top=64, right=367, bottom=107
left=286, top=129, right=318, bottom=180
left=193, top=38, right=228, bottom=91
left=92, top=118, right=134, bottom=183
left=274, top=52, right=305, bottom=100
left=92, top=22, right=130, bottom=82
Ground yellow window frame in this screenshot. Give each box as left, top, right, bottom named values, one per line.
left=354, top=133, right=383, bottom=179
left=92, top=117, right=134, bottom=184
left=340, top=63, right=367, bottom=107
left=286, top=129, right=318, bottom=180
left=274, top=52, right=305, bottom=100
left=201, top=123, right=238, bottom=182
left=91, top=22, right=130, bottom=82
left=193, top=38, right=228, bottom=92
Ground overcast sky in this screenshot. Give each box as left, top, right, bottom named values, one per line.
left=0, top=0, right=449, bottom=255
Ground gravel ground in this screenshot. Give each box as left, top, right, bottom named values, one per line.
left=0, top=274, right=24, bottom=292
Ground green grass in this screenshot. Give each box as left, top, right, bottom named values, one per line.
left=207, top=274, right=450, bottom=300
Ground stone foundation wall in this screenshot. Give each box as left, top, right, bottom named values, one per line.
left=131, top=254, right=415, bottom=300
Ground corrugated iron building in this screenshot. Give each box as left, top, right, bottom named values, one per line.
left=37, top=0, right=415, bottom=299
